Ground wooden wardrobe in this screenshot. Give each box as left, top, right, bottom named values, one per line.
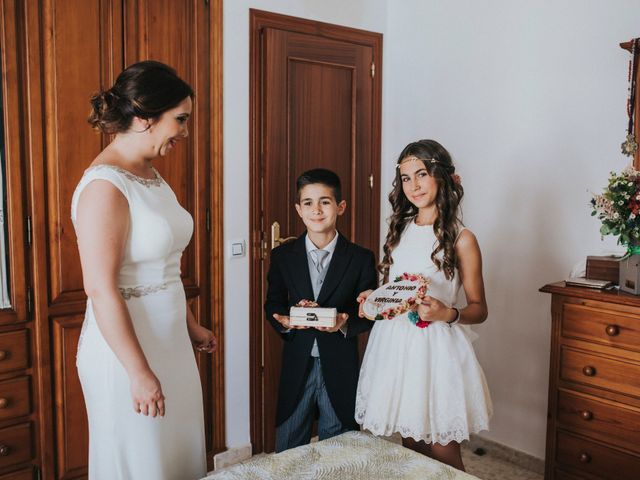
left=0, top=1, right=224, bottom=479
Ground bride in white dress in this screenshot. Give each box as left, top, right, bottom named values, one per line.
left=71, top=61, right=216, bottom=480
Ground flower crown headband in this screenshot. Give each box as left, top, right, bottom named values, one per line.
left=396, top=155, right=461, bottom=185
left=396, top=155, right=436, bottom=167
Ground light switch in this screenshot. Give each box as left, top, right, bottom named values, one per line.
left=229, top=239, right=245, bottom=258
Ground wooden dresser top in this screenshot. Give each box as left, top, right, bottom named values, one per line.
left=540, top=281, right=640, bottom=308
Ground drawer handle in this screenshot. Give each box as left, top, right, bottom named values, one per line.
left=582, top=366, right=596, bottom=376
left=0, top=350, right=7, bottom=361
left=579, top=452, right=591, bottom=463
left=605, top=324, right=620, bottom=336
left=0, top=445, right=10, bottom=456
left=580, top=410, right=593, bottom=421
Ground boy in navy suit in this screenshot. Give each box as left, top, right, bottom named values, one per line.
left=265, top=168, right=378, bottom=452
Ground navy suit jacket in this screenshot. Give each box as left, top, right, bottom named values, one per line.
left=264, top=232, right=378, bottom=428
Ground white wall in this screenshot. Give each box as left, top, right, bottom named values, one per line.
left=223, top=0, right=388, bottom=449
left=383, top=0, right=640, bottom=459
left=224, top=0, right=640, bottom=459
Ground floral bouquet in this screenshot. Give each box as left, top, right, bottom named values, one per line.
left=591, top=164, right=640, bottom=253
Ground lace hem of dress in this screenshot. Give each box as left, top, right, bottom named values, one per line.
left=85, top=164, right=163, bottom=187
left=354, top=409, right=489, bottom=445
left=119, top=283, right=168, bottom=299
left=354, top=380, right=492, bottom=445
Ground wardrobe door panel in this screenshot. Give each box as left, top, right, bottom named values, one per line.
left=124, top=0, right=203, bottom=290
left=43, top=0, right=123, bottom=305
left=124, top=0, right=224, bottom=458
left=1, top=0, right=38, bottom=478
left=0, top=0, right=28, bottom=326
left=33, top=1, right=123, bottom=478
left=51, top=314, right=87, bottom=480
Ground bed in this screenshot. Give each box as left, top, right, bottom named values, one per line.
left=203, top=430, right=480, bottom=480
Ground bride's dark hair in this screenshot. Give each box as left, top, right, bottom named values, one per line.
left=379, top=139, right=464, bottom=281
left=88, top=60, right=193, bottom=134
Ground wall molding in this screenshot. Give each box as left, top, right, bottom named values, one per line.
left=212, top=443, right=253, bottom=471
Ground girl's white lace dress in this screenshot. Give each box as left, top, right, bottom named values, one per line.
left=71, top=165, right=206, bottom=480
left=355, top=221, right=492, bottom=445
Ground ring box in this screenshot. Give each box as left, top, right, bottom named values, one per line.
left=289, top=307, right=336, bottom=327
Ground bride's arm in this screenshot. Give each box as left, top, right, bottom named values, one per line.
left=186, top=305, right=217, bottom=353
left=76, top=179, right=165, bottom=417
left=416, top=230, right=488, bottom=325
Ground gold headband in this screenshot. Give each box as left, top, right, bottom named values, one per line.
left=396, top=156, right=438, bottom=168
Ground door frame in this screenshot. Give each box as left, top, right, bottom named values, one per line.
left=249, top=9, right=382, bottom=453
left=209, top=0, right=226, bottom=458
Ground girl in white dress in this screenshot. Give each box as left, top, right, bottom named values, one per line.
left=355, top=139, right=492, bottom=471
left=72, top=61, right=216, bottom=480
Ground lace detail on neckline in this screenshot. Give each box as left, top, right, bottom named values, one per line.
left=85, top=164, right=163, bottom=187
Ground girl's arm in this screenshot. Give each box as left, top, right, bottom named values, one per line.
left=416, top=229, right=488, bottom=325
left=450, top=229, right=488, bottom=325
left=76, top=180, right=165, bottom=417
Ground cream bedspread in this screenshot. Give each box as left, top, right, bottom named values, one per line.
left=203, top=431, right=480, bottom=480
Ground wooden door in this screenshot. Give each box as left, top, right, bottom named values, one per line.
left=250, top=11, right=382, bottom=453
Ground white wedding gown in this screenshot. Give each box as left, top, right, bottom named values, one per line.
left=71, top=165, right=206, bottom=480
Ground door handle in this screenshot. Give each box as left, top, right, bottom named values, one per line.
left=271, top=221, right=296, bottom=250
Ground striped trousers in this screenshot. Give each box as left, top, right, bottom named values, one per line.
left=275, top=357, right=348, bottom=453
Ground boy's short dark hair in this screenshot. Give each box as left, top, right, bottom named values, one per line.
left=296, top=168, right=342, bottom=203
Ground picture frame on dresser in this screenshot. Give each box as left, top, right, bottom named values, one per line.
left=540, top=282, right=640, bottom=480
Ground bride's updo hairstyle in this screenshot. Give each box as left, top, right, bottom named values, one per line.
left=88, top=60, right=193, bottom=134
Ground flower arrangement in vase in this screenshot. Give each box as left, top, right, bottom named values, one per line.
left=591, top=164, right=640, bottom=293
left=591, top=164, right=640, bottom=246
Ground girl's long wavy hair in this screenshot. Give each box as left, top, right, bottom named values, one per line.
left=379, top=139, right=464, bottom=281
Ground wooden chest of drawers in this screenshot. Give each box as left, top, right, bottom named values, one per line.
left=541, top=283, right=640, bottom=479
